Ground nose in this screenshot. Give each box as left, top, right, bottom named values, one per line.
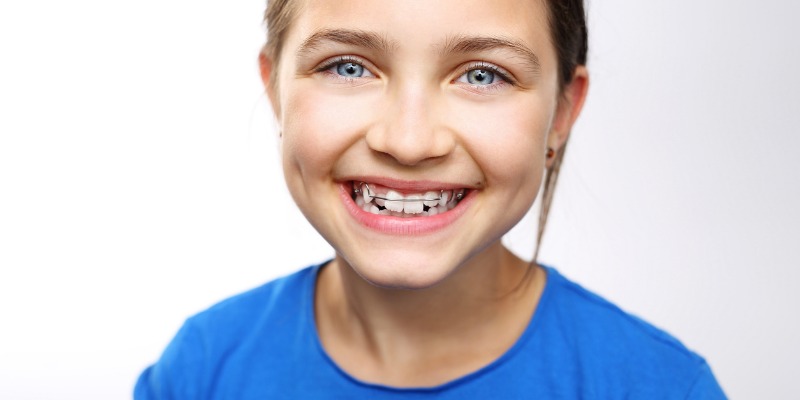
left=365, top=82, right=455, bottom=166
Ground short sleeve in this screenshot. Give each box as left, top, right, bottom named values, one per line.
left=684, top=362, right=727, bottom=400
left=134, top=319, right=207, bottom=400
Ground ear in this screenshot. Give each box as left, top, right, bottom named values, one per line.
left=258, top=51, right=281, bottom=121
left=547, top=66, right=589, bottom=167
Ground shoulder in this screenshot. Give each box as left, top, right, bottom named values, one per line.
left=134, top=264, right=321, bottom=400
left=543, top=266, right=701, bottom=362
left=189, top=264, right=316, bottom=334
left=531, top=267, right=726, bottom=398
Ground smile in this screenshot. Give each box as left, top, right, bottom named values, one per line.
left=351, top=181, right=467, bottom=218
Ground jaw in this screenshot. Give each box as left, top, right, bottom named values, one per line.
left=331, top=231, right=513, bottom=292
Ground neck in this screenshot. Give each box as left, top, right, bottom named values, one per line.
left=314, top=242, right=546, bottom=387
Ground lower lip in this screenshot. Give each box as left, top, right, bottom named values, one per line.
left=339, top=183, right=474, bottom=235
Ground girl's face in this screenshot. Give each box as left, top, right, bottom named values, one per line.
left=266, top=0, right=580, bottom=288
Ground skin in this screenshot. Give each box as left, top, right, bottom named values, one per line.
left=260, top=0, right=589, bottom=387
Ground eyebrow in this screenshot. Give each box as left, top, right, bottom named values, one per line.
left=440, top=35, right=541, bottom=73
left=296, top=29, right=398, bottom=58
left=295, top=29, right=541, bottom=74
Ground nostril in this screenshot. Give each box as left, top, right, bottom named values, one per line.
left=364, top=110, right=456, bottom=166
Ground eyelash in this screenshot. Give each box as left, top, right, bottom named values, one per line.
left=314, top=55, right=374, bottom=82
left=456, top=61, right=517, bottom=90
left=313, top=56, right=517, bottom=89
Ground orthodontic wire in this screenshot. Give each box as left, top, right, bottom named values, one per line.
left=354, top=183, right=462, bottom=202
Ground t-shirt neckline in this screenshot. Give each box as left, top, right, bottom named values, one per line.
left=303, top=261, right=557, bottom=393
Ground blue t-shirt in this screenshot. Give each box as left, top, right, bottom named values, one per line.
left=135, top=264, right=726, bottom=399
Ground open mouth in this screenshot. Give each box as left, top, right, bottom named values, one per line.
left=351, top=181, right=467, bottom=218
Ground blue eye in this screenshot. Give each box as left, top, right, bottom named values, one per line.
left=318, top=58, right=376, bottom=81
left=336, top=62, right=366, bottom=78
left=465, top=69, right=496, bottom=85
left=455, top=63, right=513, bottom=89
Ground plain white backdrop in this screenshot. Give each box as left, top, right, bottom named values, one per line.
left=1, top=0, right=798, bottom=398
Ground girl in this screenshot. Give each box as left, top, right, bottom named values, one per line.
left=136, top=0, right=726, bottom=398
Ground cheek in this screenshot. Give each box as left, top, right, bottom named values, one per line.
left=280, top=85, right=375, bottom=181
left=453, top=95, right=554, bottom=187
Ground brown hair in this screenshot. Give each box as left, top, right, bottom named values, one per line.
left=535, top=0, right=588, bottom=262
left=262, top=0, right=588, bottom=263
left=262, top=0, right=298, bottom=89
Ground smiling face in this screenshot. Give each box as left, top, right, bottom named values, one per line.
left=263, top=0, right=585, bottom=289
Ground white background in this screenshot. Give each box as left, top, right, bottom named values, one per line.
left=1, top=0, right=798, bottom=398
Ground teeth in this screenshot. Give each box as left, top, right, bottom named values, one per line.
left=354, top=182, right=465, bottom=217
left=423, top=191, right=439, bottom=207
left=363, top=185, right=373, bottom=203
left=384, top=190, right=404, bottom=212
left=439, top=191, right=449, bottom=207
left=403, top=196, right=424, bottom=214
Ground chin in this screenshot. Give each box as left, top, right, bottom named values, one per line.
left=340, top=252, right=463, bottom=290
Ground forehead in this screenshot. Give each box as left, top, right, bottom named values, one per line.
left=286, top=0, right=554, bottom=63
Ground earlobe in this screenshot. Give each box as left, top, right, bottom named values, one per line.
left=546, top=67, right=590, bottom=164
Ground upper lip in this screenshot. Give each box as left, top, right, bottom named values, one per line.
left=341, top=176, right=475, bottom=192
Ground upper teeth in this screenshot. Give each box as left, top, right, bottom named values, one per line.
left=384, top=191, right=405, bottom=213
left=354, top=182, right=465, bottom=217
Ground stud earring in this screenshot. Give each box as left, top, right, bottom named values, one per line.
left=546, top=147, right=555, bottom=159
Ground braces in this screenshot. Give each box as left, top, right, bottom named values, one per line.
left=353, top=183, right=463, bottom=202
